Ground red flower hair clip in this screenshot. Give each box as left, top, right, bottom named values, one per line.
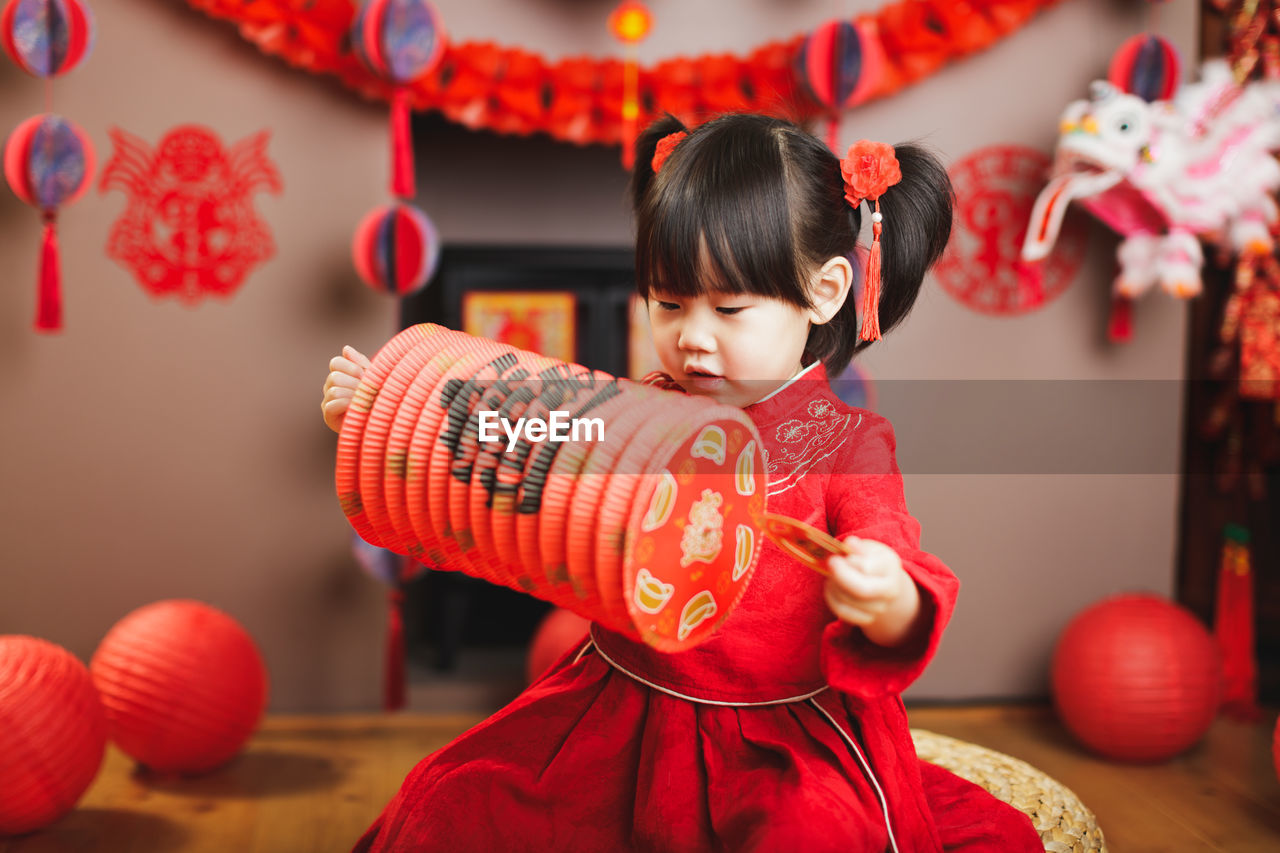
left=651, top=131, right=687, bottom=173
left=840, top=140, right=902, bottom=343
left=840, top=140, right=901, bottom=206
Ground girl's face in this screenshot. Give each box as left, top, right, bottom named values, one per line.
left=647, top=290, right=812, bottom=408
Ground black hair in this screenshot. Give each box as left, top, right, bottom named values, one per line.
left=630, top=113, right=954, bottom=375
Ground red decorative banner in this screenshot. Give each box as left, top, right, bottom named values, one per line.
left=99, top=125, right=282, bottom=303
left=180, top=0, right=1067, bottom=147
left=934, top=145, right=1087, bottom=316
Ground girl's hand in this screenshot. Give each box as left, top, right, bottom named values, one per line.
left=321, top=346, right=371, bottom=434
left=824, top=537, right=922, bottom=648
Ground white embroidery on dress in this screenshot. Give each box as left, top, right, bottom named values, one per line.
left=764, top=401, right=861, bottom=497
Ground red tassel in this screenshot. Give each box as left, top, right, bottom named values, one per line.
left=826, top=116, right=839, bottom=154
left=1215, top=524, right=1261, bottom=720
left=1107, top=294, right=1132, bottom=343
left=391, top=88, right=415, bottom=199
left=35, top=212, right=62, bottom=333
left=384, top=587, right=407, bottom=712
left=859, top=209, right=883, bottom=342
left=1015, top=260, right=1044, bottom=308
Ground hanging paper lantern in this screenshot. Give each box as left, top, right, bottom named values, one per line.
left=90, top=600, right=268, bottom=775
left=1, top=0, right=96, bottom=78
left=0, top=635, right=107, bottom=835
left=350, top=0, right=447, bottom=198
left=1108, top=33, right=1180, bottom=102
left=609, top=1, right=652, bottom=170
left=4, top=113, right=94, bottom=332
left=1051, top=593, right=1220, bottom=763
left=352, top=202, right=441, bottom=297
left=797, top=19, right=885, bottom=150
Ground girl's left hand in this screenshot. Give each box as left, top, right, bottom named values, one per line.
left=824, top=537, right=921, bottom=647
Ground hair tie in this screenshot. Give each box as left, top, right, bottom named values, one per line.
left=840, top=140, right=902, bottom=342
left=652, top=131, right=687, bottom=173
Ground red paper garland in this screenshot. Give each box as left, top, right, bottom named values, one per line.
left=181, top=0, right=1067, bottom=147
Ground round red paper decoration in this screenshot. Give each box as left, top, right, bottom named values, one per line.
left=526, top=608, right=591, bottom=684
left=1051, top=593, right=1221, bottom=763
left=352, top=202, right=440, bottom=297
left=0, top=635, right=107, bottom=835
left=797, top=19, right=884, bottom=149
left=609, top=1, right=651, bottom=43
left=934, top=146, right=1087, bottom=316
left=1108, top=33, right=1180, bottom=102
left=350, top=0, right=446, bottom=198
left=1, top=0, right=95, bottom=78
left=90, top=600, right=268, bottom=775
left=3, top=112, right=95, bottom=331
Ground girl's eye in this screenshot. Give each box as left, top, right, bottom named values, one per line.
left=655, top=301, right=680, bottom=312
left=715, top=306, right=744, bottom=315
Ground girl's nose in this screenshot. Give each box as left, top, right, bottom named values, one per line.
left=677, top=317, right=716, bottom=353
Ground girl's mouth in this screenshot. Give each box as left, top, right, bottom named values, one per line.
left=684, top=367, right=726, bottom=391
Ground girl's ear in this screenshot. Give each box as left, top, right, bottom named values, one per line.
left=807, top=256, right=854, bottom=326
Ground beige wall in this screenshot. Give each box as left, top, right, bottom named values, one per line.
left=0, top=0, right=1196, bottom=709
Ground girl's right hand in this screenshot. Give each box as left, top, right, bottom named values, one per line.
left=322, top=345, right=371, bottom=434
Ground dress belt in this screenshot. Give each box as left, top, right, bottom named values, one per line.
left=581, top=635, right=829, bottom=707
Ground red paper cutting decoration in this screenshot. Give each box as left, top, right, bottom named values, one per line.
left=1, top=0, right=95, bottom=78
left=98, top=125, right=282, bottom=304
left=935, top=146, right=1087, bottom=316
left=3, top=113, right=94, bottom=332
left=350, top=0, right=446, bottom=198
left=352, top=201, right=441, bottom=296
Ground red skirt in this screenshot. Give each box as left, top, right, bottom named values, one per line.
left=353, top=642, right=1041, bottom=852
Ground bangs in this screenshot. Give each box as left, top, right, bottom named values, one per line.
left=635, top=121, right=811, bottom=307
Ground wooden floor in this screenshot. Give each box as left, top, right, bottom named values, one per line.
left=2, top=704, right=1277, bottom=852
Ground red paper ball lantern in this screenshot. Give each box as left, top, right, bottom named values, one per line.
left=526, top=608, right=591, bottom=684
left=1, top=0, right=96, bottom=79
left=1051, top=593, right=1220, bottom=762
left=797, top=18, right=885, bottom=149
left=90, top=600, right=268, bottom=775
left=1108, top=33, right=1180, bottom=103
left=0, top=635, right=107, bottom=835
left=352, top=202, right=441, bottom=297
left=3, top=112, right=95, bottom=331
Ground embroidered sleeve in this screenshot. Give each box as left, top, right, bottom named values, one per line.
left=819, top=412, right=958, bottom=699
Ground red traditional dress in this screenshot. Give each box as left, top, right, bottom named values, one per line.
left=353, top=363, right=1041, bottom=852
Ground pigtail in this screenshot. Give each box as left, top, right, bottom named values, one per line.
left=629, top=114, right=689, bottom=213
left=865, top=144, right=953, bottom=345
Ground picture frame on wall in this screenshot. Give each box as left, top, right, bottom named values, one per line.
left=463, top=291, right=578, bottom=362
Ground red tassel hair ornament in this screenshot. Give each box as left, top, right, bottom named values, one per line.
left=840, top=140, right=901, bottom=341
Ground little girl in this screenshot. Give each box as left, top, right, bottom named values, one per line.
left=322, top=113, right=1042, bottom=852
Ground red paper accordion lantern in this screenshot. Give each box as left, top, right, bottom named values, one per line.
left=352, top=202, right=441, bottom=296
left=3, top=112, right=94, bottom=331
left=1, top=0, right=95, bottom=78
left=335, top=324, right=768, bottom=652
left=1108, top=33, right=1180, bottom=103
left=89, top=600, right=268, bottom=775
left=1051, top=593, right=1220, bottom=762
left=0, top=635, right=107, bottom=835
left=797, top=19, right=884, bottom=149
